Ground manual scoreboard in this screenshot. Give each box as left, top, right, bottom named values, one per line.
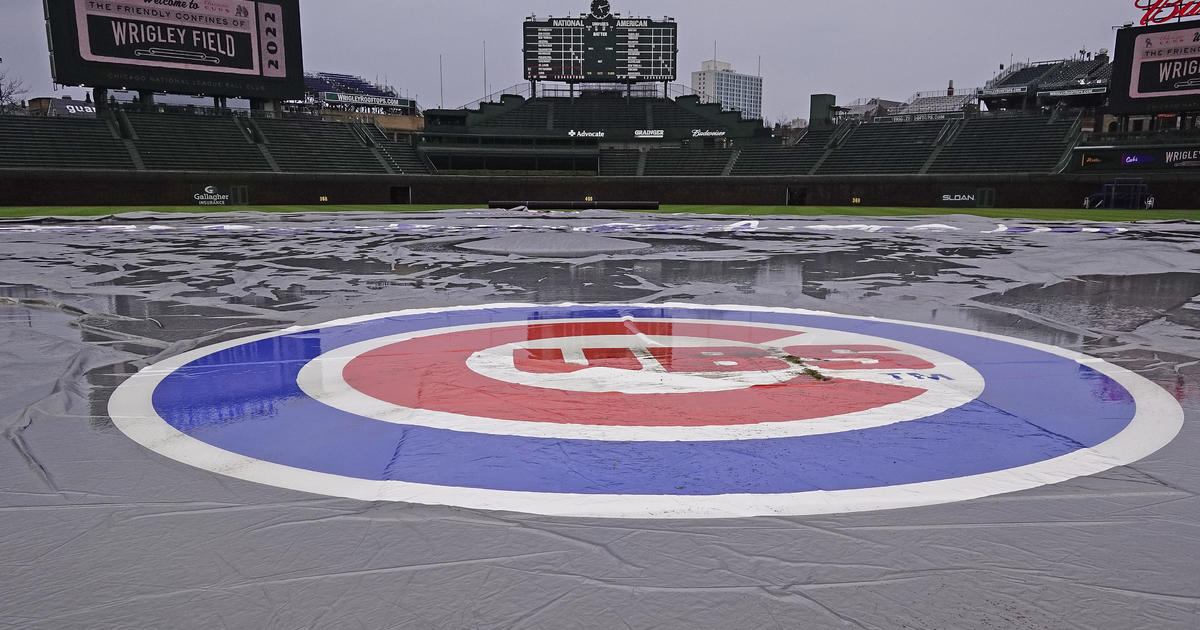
left=523, top=15, right=678, bottom=83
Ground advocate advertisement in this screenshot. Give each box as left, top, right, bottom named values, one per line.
left=45, top=0, right=303, bottom=99
left=1111, top=21, right=1200, bottom=113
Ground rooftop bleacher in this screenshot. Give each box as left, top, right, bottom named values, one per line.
left=841, top=98, right=903, bottom=119
left=1089, top=63, right=1113, bottom=83
left=304, top=73, right=399, bottom=98
left=989, top=62, right=1059, bottom=89
left=893, top=94, right=972, bottom=115
left=1037, top=59, right=1108, bottom=89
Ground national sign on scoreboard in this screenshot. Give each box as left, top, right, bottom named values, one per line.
left=109, top=304, right=1184, bottom=519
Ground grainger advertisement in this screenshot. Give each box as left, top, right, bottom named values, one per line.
left=45, top=0, right=303, bottom=99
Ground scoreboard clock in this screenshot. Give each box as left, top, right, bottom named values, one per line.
left=523, top=2, right=678, bottom=83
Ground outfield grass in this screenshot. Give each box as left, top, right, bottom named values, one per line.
left=0, top=204, right=1197, bottom=222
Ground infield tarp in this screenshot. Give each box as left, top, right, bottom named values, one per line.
left=0, top=211, right=1197, bottom=629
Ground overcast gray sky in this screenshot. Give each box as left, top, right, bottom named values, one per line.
left=1, top=0, right=1146, bottom=121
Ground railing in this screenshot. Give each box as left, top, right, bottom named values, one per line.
left=986, top=62, right=1029, bottom=89
left=458, top=83, right=532, bottom=110
left=905, top=89, right=977, bottom=102
left=1082, top=127, right=1200, bottom=146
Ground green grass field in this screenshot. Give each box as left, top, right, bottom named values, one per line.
left=1, top=204, right=1198, bottom=222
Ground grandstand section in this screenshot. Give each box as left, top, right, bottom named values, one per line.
left=0, top=116, right=134, bottom=171
left=556, top=97, right=649, bottom=130
left=642, top=148, right=735, bottom=177
left=0, top=112, right=435, bottom=176
left=456, top=93, right=753, bottom=138
left=928, top=115, right=1079, bottom=174
left=125, top=113, right=272, bottom=173
left=367, top=130, right=433, bottom=175
left=816, top=120, right=948, bottom=175
left=476, top=99, right=556, bottom=129
left=649, top=101, right=717, bottom=130
left=598, top=150, right=641, bottom=176
left=254, top=118, right=389, bottom=174
left=413, top=90, right=763, bottom=175
left=730, top=128, right=835, bottom=176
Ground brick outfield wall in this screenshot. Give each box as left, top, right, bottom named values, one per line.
left=2, top=170, right=1199, bottom=209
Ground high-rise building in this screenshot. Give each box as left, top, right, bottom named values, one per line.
left=691, top=60, right=763, bottom=120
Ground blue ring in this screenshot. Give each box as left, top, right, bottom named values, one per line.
left=150, top=306, right=1135, bottom=496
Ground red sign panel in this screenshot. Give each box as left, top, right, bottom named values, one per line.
left=1136, top=0, right=1200, bottom=25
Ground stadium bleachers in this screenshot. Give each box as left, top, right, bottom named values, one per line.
left=929, top=115, right=1077, bottom=174
left=127, top=113, right=271, bottom=172
left=477, top=100, right=553, bottom=129
left=642, top=148, right=733, bottom=177
left=599, top=150, right=641, bottom=176
left=470, top=96, right=732, bottom=132
left=253, top=118, right=387, bottom=174
left=817, top=120, right=947, bottom=175
left=553, top=98, right=648, bottom=130
left=990, top=62, right=1058, bottom=89
left=1088, top=63, right=1113, bottom=83
left=1036, top=59, right=1107, bottom=90
left=0, top=115, right=135, bottom=171
left=0, top=106, right=1090, bottom=179
left=893, top=94, right=972, bottom=115
left=649, top=102, right=715, bottom=129
left=730, top=128, right=836, bottom=175
left=361, top=126, right=433, bottom=174
left=305, top=73, right=398, bottom=98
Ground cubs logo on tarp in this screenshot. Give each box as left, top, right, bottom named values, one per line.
left=108, top=304, right=1183, bottom=519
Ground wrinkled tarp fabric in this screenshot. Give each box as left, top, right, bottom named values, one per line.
left=0, top=211, right=1197, bottom=629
